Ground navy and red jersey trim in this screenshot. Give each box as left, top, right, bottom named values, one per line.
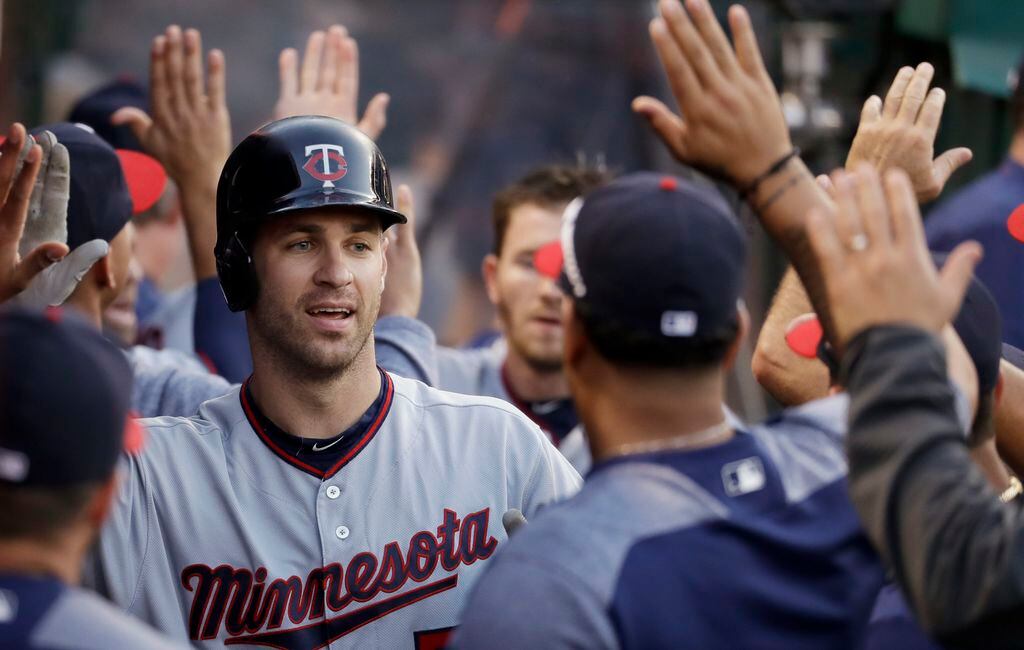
left=240, top=370, right=394, bottom=480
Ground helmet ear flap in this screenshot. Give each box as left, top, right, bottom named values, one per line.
left=216, top=232, right=259, bottom=312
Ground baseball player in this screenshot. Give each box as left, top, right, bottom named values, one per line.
left=0, top=308, right=181, bottom=649
left=454, top=172, right=899, bottom=648
left=85, top=116, right=581, bottom=648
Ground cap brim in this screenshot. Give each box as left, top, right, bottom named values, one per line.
left=269, top=190, right=407, bottom=230
left=116, top=149, right=167, bottom=215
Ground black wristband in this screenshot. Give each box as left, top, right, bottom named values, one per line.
left=740, top=147, right=801, bottom=200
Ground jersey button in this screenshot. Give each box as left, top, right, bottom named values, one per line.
left=326, top=485, right=341, bottom=499
left=335, top=525, right=350, bottom=540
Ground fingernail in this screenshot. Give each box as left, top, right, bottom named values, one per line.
left=661, top=0, right=683, bottom=17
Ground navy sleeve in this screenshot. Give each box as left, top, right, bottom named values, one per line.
left=192, top=278, right=252, bottom=383
left=453, top=554, right=616, bottom=649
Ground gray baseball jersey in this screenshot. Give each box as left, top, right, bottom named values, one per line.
left=86, top=372, right=581, bottom=648
left=0, top=573, right=183, bottom=649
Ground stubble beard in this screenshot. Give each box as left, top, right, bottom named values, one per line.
left=249, top=292, right=379, bottom=383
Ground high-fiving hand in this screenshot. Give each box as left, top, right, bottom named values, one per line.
left=633, top=0, right=792, bottom=186
left=805, top=164, right=981, bottom=351
left=273, top=25, right=389, bottom=140
left=112, top=25, right=231, bottom=280
left=0, top=124, right=69, bottom=303
left=845, top=63, right=972, bottom=203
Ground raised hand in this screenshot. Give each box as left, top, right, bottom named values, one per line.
left=380, top=185, right=422, bottom=318
left=846, top=63, right=973, bottom=203
left=0, top=124, right=69, bottom=302
left=805, top=164, right=981, bottom=351
left=112, top=25, right=231, bottom=280
left=633, top=0, right=792, bottom=186
left=273, top=25, right=389, bottom=140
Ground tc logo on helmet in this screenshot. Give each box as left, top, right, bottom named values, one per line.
left=303, top=144, right=348, bottom=190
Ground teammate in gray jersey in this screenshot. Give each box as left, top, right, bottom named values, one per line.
left=0, top=306, right=181, bottom=650
left=83, top=43, right=580, bottom=646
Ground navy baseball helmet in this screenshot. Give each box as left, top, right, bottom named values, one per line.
left=215, top=116, right=406, bottom=311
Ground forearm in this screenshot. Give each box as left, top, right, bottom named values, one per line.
left=747, top=159, right=839, bottom=341
left=844, top=325, right=1024, bottom=638
left=751, top=266, right=830, bottom=405
left=193, top=277, right=251, bottom=383
left=178, top=182, right=218, bottom=280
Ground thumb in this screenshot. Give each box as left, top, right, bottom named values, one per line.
left=932, top=147, right=973, bottom=191
left=358, top=93, right=389, bottom=141
left=12, top=241, right=68, bottom=292
left=396, top=184, right=415, bottom=233
left=938, top=240, right=983, bottom=321
left=632, top=95, right=689, bottom=160
left=110, top=107, right=154, bottom=145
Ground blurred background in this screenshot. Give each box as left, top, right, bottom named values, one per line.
left=1, top=0, right=1021, bottom=417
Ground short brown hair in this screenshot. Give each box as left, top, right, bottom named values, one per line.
left=492, top=165, right=610, bottom=256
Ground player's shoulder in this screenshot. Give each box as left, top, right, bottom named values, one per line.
left=494, top=461, right=723, bottom=591
left=435, top=339, right=505, bottom=394
left=391, top=372, right=529, bottom=418
left=389, top=372, right=546, bottom=440
left=139, top=387, right=244, bottom=443
left=42, top=586, right=184, bottom=649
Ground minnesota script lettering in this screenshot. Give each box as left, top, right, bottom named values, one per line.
left=179, top=508, right=497, bottom=648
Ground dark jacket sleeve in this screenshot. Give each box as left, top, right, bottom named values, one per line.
left=193, top=277, right=252, bottom=383
left=842, top=325, right=1024, bottom=646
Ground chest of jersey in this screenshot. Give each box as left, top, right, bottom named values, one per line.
left=117, top=389, right=544, bottom=649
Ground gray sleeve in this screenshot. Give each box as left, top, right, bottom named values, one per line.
left=130, top=355, right=234, bottom=418
left=374, top=315, right=439, bottom=385
left=517, top=419, right=583, bottom=518
left=453, top=554, right=617, bottom=649
left=843, top=325, right=1024, bottom=644
left=33, top=587, right=186, bottom=649
left=83, top=454, right=150, bottom=613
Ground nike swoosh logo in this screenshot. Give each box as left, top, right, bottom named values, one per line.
left=532, top=401, right=560, bottom=415
left=224, top=575, right=458, bottom=649
left=311, top=437, right=344, bottom=452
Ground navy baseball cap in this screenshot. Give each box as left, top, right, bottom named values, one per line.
left=0, top=308, right=142, bottom=487
left=812, top=255, right=1002, bottom=397
left=66, top=81, right=168, bottom=215
left=554, top=172, right=747, bottom=342
left=31, top=123, right=133, bottom=250
left=68, top=79, right=147, bottom=151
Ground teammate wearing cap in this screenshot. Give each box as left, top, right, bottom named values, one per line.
left=0, top=309, right=181, bottom=649
left=453, top=171, right=908, bottom=648
left=427, top=166, right=608, bottom=468
left=85, top=115, right=580, bottom=648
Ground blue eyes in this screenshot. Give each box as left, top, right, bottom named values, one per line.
left=288, top=241, right=371, bottom=253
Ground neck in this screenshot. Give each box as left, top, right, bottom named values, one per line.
left=581, top=365, right=730, bottom=462
left=64, top=289, right=103, bottom=330
left=0, top=538, right=84, bottom=585
left=1010, top=131, right=1024, bottom=166
left=249, top=341, right=382, bottom=440
left=503, top=348, right=570, bottom=401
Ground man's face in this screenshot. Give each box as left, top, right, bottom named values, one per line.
left=486, top=202, right=565, bottom=373
left=248, top=209, right=386, bottom=379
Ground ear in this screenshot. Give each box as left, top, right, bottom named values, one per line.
left=562, top=299, right=587, bottom=369
left=482, top=254, right=500, bottom=306
left=721, top=302, right=751, bottom=371
left=86, top=475, right=120, bottom=528
left=92, top=254, right=116, bottom=291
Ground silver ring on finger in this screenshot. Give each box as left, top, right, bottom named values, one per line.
left=849, top=233, right=869, bottom=252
